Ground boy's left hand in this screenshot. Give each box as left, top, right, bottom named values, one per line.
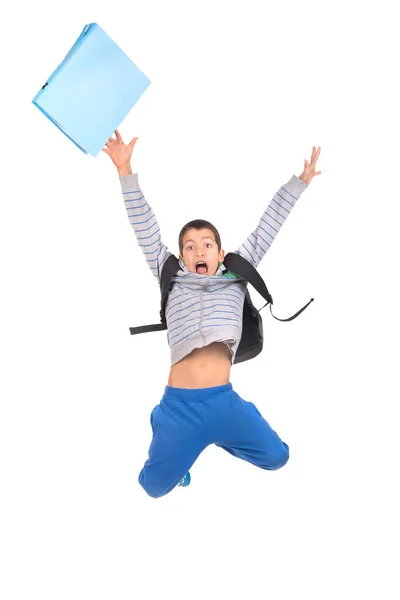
left=299, top=146, right=321, bottom=184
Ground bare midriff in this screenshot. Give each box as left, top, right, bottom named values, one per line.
left=167, top=342, right=232, bottom=389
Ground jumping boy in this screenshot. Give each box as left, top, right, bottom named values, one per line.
left=102, top=130, right=321, bottom=498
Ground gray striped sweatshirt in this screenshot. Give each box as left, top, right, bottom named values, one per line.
left=120, top=173, right=308, bottom=366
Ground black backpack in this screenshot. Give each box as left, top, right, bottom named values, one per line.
left=129, top=253, right=314, bottom=364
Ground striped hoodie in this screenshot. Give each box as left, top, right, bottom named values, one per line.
left=120, top=173, right=308, bottom=366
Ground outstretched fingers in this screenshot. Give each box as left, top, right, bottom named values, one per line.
left=310, top=146, right=321, bottom=166
left=312, top=146, right=321, bottom=176
left=103, top=132, right=122, bottom=151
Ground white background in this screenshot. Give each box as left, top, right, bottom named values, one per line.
left=1, top=1, right=399, bottom=598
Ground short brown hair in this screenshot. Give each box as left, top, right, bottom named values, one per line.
left=178, top=219, right=221, bottom=254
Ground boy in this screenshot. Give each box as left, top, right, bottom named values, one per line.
left=102, top=130, right=321, bottom=498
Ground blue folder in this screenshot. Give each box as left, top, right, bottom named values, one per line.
left=32, top=23, right=151, bottom=156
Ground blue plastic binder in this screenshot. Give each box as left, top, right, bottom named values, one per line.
left=32, top=23, right=151, bottom=156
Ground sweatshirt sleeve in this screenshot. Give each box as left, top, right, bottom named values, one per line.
left=119, top=173, right=171, bottom=283
left=234, top=175, right=308, bottom=268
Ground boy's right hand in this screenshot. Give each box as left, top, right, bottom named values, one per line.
left=101, top=129, right=138, bottom=175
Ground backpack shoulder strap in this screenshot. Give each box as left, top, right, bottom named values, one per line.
left=160, top=254, right=182, bottom=313
left=223, top=252, right=314, bottom=322
left=223, top=252, right=273, bottom=304
left=129, top=253, right=183, bottom=335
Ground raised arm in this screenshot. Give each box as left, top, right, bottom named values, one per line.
left=102, top=130, right=171, bottom=283
left=235, top=146, right=321, bottom=268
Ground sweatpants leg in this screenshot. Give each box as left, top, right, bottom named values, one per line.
left=138, top=383, right=288, bottom=498
left=138, top=385, right=230, bottom=498
left=212, top=391, right=289, bottom=471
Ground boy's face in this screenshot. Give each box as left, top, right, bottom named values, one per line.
left=179, top=228, right=225, bottom=275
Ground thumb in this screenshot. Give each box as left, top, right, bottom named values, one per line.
left=129, top=137, right=138, bottom=149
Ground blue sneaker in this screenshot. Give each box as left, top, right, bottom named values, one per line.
left=178, top=472, right=191, bottom=487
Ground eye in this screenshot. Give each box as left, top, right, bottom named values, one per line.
left=206, top=243, right=212, bottom=248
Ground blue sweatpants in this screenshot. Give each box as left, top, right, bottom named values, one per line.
left=138, top=383, right=289, bottom=498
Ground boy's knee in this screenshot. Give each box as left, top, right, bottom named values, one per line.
left=138, top=469, right=172, bottom=499
left=138, top=471, right=161, bottom=498
left=143, top=487, right=164, bottom=499
left=267, top=443, right=289, bottom=470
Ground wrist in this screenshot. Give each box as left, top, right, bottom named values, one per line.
left=117, top=164, right=132, bottom=176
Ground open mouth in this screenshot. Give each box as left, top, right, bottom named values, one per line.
left=195, top=261, right=208, bottom=274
